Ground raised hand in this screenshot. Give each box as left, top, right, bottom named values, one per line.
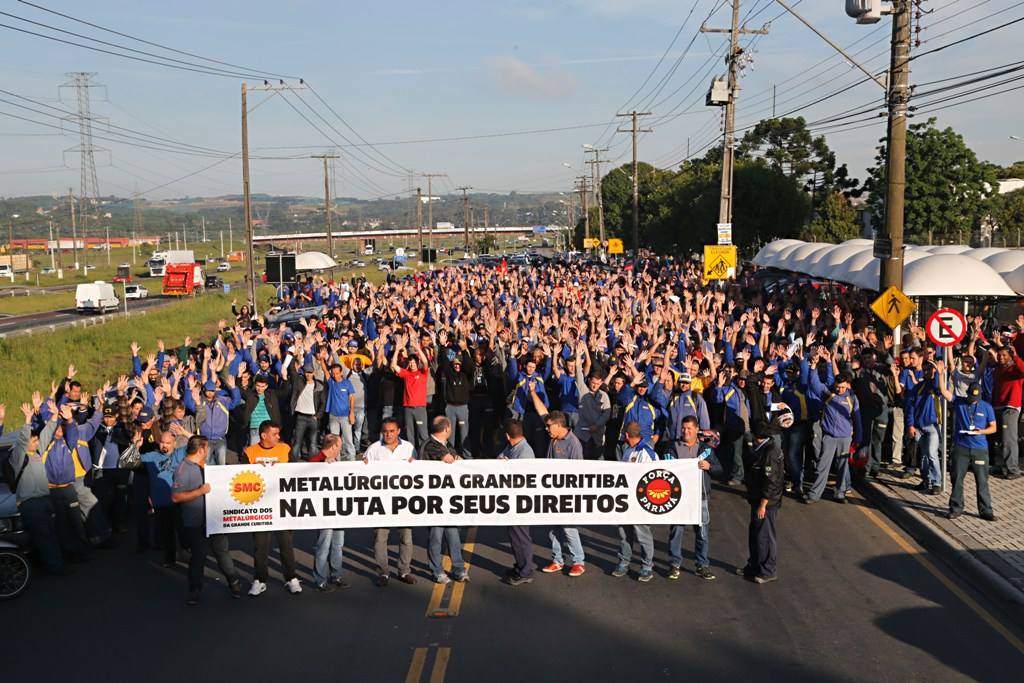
left=66, top=364, right=77, bottom=379
left=130, top=341, right=140, bottom=356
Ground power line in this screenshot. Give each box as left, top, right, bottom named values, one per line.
left=15, top=0, right=297, bottom=80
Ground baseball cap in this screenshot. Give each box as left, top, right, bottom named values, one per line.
left=967, top=382, right=982, bottom=401
left=677, top=372, right=693, bottom=383
left=135, top=407, right=155, bottom=424
left=302, top=362, right=315, bottom=374
left=202, top=381, right=217, bottom=392
left=102, top=404, right=118, bottom=418
left=636, top=379, right=649, bottom=389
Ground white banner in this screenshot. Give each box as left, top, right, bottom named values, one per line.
left=204, top=459, right=702, bottom=534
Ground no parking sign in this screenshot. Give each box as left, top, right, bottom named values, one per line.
left=926, top=308, right=967, bottom=348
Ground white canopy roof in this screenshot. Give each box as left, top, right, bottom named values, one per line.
left=752, top=239, right=1019, bottom=297
left=295, top=251, right=338, bottom=272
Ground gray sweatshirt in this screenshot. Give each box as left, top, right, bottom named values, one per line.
left=7, top=421, right=57, bottom=504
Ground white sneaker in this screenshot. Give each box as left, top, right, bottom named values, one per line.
left=434, top=573, right=451, bottom=585
left=248, top=579, right=267, bottom=597
left=285, top=577, right=302, bottom=594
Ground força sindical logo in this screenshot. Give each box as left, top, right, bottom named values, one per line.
left=636, top=469, right=682, bottom=514
left=230, top=470, right=266, bottom=505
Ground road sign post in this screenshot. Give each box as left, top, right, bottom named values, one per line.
left=870, top=285, right=916, bottom=331
left=925, top=308, right=966, bottom=495
left=703, top=245, right=737, bottom=281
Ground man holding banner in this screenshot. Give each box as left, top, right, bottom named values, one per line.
left=420, top=416, right=469, bottom=585
left=364, top=417, right=417, bottom=587
left=613, top=422, right=657, bottom=582
left=499, top=418, right=536, bottom=587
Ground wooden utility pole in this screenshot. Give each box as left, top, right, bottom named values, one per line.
left=241, top=83, right=256, bottom=312
left=457, top=186, right=473, bottom=251
left=312, top=153, right=339, bottom=257
left=617, top=111, right=652, bottom=251
left=702, top=1, right=769, bottom=232
left=577, top=176, right=590, bottom=244
left=418, top=173, right=446, bottom=262
left=880, top=0, right=912, bottom=298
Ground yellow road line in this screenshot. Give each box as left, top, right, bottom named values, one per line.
left=429, top=647, right=451, bottom=683
left=853, top=494, right=1024, bottom=657
left=447, top=527, right=478, bottom=616
left=405, top=647, right=428, bottom=683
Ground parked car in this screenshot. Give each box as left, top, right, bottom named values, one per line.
left=124, top=284, right=148, bottom=299
left=204, top=275, right=223, bottom=290
left=349, top=259, right=366, bottom=268
left=40, top=266, right=55, bottom=275
left=216, top=262, right=230, bottom=272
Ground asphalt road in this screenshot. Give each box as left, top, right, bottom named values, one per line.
left=0, top=295, right=173, bottom=335
left=7, top=484, right=1024, bottom=682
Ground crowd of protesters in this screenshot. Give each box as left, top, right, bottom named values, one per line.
left=0, top=253, right=1017, bottom=603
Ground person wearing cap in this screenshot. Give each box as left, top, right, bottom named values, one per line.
left=508, top=346, right=551, bottom=460
left=285, top=359, right=325, bottom=462
left=43, top=402, right=90, bottom=560
left=666, top=372, right=710, bottom=445
left=669, top=415, right=722, bottom=581
left=186, top=375, right=240, bottom=466
left=851, top=348, right=892, bottom=479
left=439, top=339, right=473, bottom=457
left=87, top=397, right=133, bottom=533
left=551, top=346, right=582, bottom=430
left=939, top=380, right=997, bottom=521
left=613, top=421, right=658, bottom=582
left=779, top=359, right=824, bottom=495
left=617, top=379, right=658, bottom=458
left=806, top=348, right=861, bottom=504
left=130, top=404, right=159, bottom=551
left=242, top=374, right=282, bottom=447
left=737, top=409, right=788, bottom=584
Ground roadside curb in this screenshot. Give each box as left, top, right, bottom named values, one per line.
left=0, top=308, right=151, bottom=340
left=858, top=478, right=1024, bottom=611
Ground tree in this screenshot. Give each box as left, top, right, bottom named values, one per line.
left=737, top=116, right=861, bottom=215
left=992, top=189, right=1024, bottom=246
left=864, top=118, right=997, bottom=244
left=802, top=192, right=860, bottom=242
left=995, top=161, right=1024, bottom=179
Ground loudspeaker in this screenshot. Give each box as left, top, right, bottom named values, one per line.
left=265, top=252, right=297, bottom=283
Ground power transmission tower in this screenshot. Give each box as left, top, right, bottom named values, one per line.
left=60, top=72, right=107, bottom=272
left=241, top=80, right=305, bottom=314
left=456, top=186, right=473, bottom=250
left=617, top=111, right=653, bottom=252
left=312, top=153, right=340, bottom=256
left=584, top=148, right=609, bottom=248
left=702, top=2, right=769, bottom=237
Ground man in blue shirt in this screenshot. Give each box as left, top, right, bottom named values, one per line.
left=940, top=381, right=997, bottom=521
left=806, top=357, right=861, bottom=504
left=613, top=421, right=657, bottom=582
left=325, top=363, right=357, bottom=460
left=905, top=360, right=946, bottom=495
left=141, top=429, right=187, bottom=567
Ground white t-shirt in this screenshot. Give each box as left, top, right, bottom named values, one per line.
left=364, top=438, right=416, bottom=462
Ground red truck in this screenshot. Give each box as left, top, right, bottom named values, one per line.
left=162, top=263, right=203, bottom=296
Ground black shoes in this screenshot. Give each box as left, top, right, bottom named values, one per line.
left=186, top=591, right=200, bottom=606
left=331, top=577, right=351, bottom=590
left=506, top=572, right=534, bottom=586
left=981, top=512, right=998, bottom=522
left=397, top=573, right=417, bottom=585
left=375, top=574, right=389, bottom=588
left=947, top=510, right=962, bottom=520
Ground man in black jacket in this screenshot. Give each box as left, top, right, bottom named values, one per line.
left=738, top=407, right=789, bottom=585
left=440, top=341, right=473, bottom=456
left=286, top=361, right=325, bottom=461
left=420, top=416, right=469, bottom=584
left=241, top=376, right=282, bottom=447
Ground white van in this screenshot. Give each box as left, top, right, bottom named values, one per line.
left=75, top=281, right=120, bottom=314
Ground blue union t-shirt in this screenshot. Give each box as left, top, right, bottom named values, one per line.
left=141, top=446, right=186, bottom=508
left=952, top=397, right=995, bottom=450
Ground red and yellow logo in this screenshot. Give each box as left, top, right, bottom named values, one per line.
left=636, top=469, right=682, bottom=514
left=230, top=470, right=265, bottom=505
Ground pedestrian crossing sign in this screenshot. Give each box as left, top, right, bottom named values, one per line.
left=583, top=238, right=600, bottom=248
left=870, top=285, right=916, bottom=330
left=703, top=245, right=737, bottom=281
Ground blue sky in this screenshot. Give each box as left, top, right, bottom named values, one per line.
left=1, top=0, right=1022, bottom=201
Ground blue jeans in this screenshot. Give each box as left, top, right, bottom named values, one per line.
left=352, top=408, right=367, bottom=452
left=783, top=423, right=810, bottom=489
left=669, top=512, right=710, bottom=568
left=617, top=524, right=654, bottom=572
left=313, top=528, right=346, bottom=585
left=206, top=438, right=227, bottom=466
left=427, top=526, right=465, bottom=577
left=549, top=526, right=585, bottom=565
left=915, top=423, right=942, bottom=486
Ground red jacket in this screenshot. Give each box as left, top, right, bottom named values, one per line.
left=992, top=354, right=1024, bottom=408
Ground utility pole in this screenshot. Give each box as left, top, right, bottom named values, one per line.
left=584, top=148, right=609, bottom=247
left=576, top=175, right=591, bottom=244
left=69, top=187, right=79, bottom=269
left=702, top=1, right=769, bottom=234
left=220, top=230, right=224, bottom=258
left=202, top=216, right=207, bottom=244
left=311, top=153, right=339, bottom=256
left=880, top=1, right=912, bottom=297
left=131, top=188, right=143, bottom=265
left=105, top=225, right=110, bottom=265
left=457, top=186, right=473, bottom=251
left=241, top=80, right=306, bottom=314
left=617, top=111, right=653, bottom=251
left=48, top=220, right=55, bottom=270
left=416, top=187, right=424, bottom=257
left=418, top=173, right=446, bottom=263
left=228, top=216, right=233, bottom=253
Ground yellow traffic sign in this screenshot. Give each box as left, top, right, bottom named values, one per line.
left=583, top=238, right=600, bottom=248
left=870, top=285, right=916, bottom=330
left=608, top=238, right=624, bottom=254
left=703, top=245, right=737, bottom=281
